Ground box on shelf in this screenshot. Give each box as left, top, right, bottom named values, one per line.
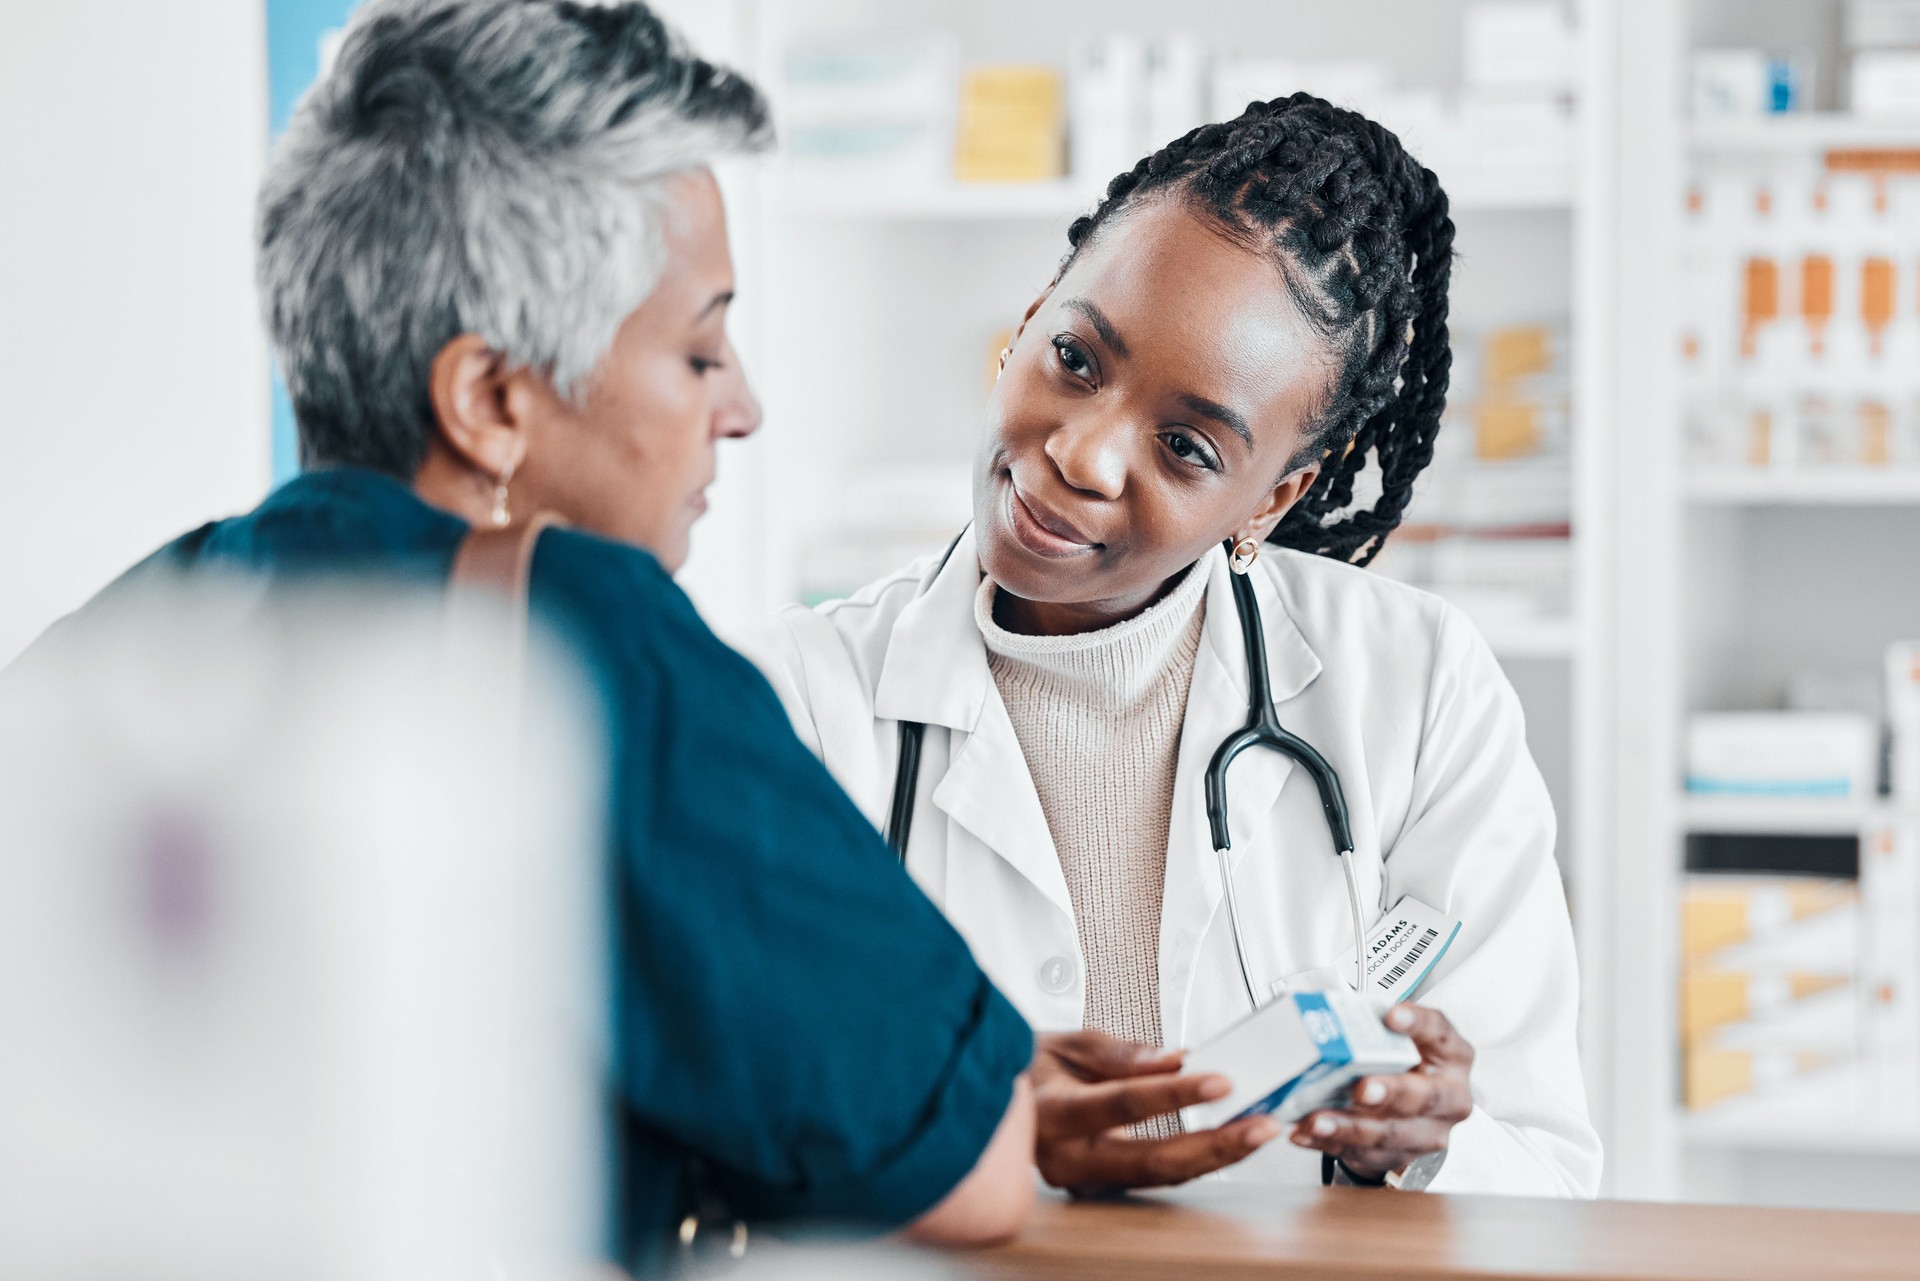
left=1685, top=1046, right=1852, bottom=1110
left=1691, top=49, right=1810, bottom=117
left=1069, top=36, right=1146, bottom=185
left=1144, top=35, right=1210, bottom=151
left=1681, top=171, right=1920, bottom=476
left=1852, top=50, right=1920, bottom=116
left=1682, top=876, right=1857, bottom=959
left=780, top=37, right=957, bottom=191
left=1685, top=712, right=1879, bottom=800
left=955, top=66, right=1066, bottom=183
left=1682, top=969, right=1851, bottom=1041
left=1681, top=876, right=1864, bottom=1113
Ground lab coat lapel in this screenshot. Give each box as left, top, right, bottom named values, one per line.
left=872, top=528, right=1075, bottom=921
left=1160, top=548, right=1322, bottom=1047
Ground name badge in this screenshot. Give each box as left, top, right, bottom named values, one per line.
left=1268, top=896, right=1462, bottom=1006
left=1360, top=896, right=1460, bottom=1002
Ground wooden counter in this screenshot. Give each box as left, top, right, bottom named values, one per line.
left=965, top=1183, right=1920, bottom=1281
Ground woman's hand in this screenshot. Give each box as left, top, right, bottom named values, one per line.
left=1031, top=1029, right=1282, bottom=1197
left=1288, top=1003, right=1474, bottom=1183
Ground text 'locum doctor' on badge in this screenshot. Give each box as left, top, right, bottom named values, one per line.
left=1272, top=897, right=1463, bottom=1008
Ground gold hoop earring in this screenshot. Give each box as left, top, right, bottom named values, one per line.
left=490, top=455, right=518, bottom=528
left=1229, top=538, right=1260, bottom=575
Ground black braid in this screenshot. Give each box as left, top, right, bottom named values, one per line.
left=1063, top=94, right=1454, bottom=565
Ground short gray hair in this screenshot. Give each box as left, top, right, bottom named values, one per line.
left=258, top=0, right=772, bottom=476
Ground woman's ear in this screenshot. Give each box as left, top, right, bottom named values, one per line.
left=1241, top=463, right=1321, bottom=544
left=426, top=333, right=529, bottom=481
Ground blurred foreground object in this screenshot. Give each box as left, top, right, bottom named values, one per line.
left=0, top=573, right=608, bottom=1280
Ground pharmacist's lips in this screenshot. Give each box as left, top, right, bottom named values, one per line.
left=1008, top=481, right=1101, bottom=549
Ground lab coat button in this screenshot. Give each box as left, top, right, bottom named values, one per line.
left=1039, top=956, right=1075, bottom=994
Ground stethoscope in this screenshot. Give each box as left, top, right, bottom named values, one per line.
left=884, top=533, right=1369, bottom=1011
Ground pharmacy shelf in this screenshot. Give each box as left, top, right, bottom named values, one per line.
left=1680, top=1111, right=1920, bottom=1157
left=1680, top=794, right=1903, bottom=836
left=776, top=165, right=1575, bottom=221
left=1686, top=470, right=1920, bottom=506
left=1689, top=114, right=1920, bottom=154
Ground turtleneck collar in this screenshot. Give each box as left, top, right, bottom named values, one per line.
left=975, top=557, right=1210, bottom=714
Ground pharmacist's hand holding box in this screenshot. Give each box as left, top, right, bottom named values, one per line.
left=1184, top=991, right=1469, bottom=1188
left=1027, top=996, right=1470, bottom=1196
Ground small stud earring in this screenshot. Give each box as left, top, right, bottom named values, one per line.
left=1229, top=538, right=1260, bottom=575
left=997, top=346, right=1011, bottom=376
left=490, top=455, right=517, bottom=528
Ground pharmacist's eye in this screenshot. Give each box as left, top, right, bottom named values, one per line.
left=1161, top=430, right=1221, bottom=472
left=1052, top=335, right=1097, bottom=382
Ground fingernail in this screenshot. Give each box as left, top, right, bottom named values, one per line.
left=1290, top=1126, right=1314, bottom=1147
left=1248, top=1117, right=1283, bottom=1145
left=1359, top=1080, right=1385, bottom=1105
left=1312, top=1115, right=1338, bottom=1138
left=1387, top=1007, right=1415, bottom=1031
left=1196, top=1073, right=1231, bottom=1101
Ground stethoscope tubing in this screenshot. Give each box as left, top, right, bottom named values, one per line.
left=887, top=534, right=1368, bottom=1010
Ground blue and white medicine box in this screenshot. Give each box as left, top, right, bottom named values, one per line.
left=1181, top=987, right=1420, bottom=1132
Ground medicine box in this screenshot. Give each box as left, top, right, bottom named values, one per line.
left=1182, top=988, right=1419, bottom=1132
left=1685, top=712, right=1879, bottom=800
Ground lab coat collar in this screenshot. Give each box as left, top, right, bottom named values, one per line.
left=873, top=526, right=1074, bottom=919
left=872, top=525, right=991, bottom=732
left=1160, top=545, right=1324, bottom=1045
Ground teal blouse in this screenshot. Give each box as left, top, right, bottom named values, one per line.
left=48, top=468, right=1031, bottom=1271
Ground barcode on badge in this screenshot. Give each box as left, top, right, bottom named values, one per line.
left=1376, top=927, right=1440, bottom=990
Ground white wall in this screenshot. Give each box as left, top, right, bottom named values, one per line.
left=0, top=0, right=273, bottom=665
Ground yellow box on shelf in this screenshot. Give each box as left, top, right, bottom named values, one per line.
left=1681, top=970, right=1852, bottom=1041
left=1684, top=1047, right=1845, bottom=1110
left=955, top=66, right=1065, bottom=183
left=1681, top=877, right=1856, bottom=959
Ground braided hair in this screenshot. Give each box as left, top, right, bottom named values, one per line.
left=1063, top=93, right=1455, bottom=565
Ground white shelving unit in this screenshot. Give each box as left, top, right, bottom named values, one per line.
left=1590, top=0, right=1920, bottom=1213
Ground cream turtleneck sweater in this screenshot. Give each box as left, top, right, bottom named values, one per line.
left=976, top=561, right=1210, bottom=1091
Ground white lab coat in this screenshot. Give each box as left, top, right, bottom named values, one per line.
left=737, top=530, right=1602, bottom=1197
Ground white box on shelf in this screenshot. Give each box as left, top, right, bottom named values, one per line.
left=1070, top=35, right=1147, bottom=188
left=1686, top=712, right=1880, bottom=800
left=780, top=36, right=957, bottom=191
left=1463, top=1, right=1577, bottom=95
left=1144, top=35, right=1209, bottom=151
left=1692, top=49, right=1807, bottom=116
left=1852, top=50, right=1920, bottom=115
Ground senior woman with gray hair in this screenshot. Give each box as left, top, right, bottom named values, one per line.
left=18, top=0, right=1044, bottom=1270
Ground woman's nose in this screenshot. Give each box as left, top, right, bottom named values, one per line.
left=712, top=343, right=762, bottom=441
left=1043, top=415, right=1128, bottom=499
